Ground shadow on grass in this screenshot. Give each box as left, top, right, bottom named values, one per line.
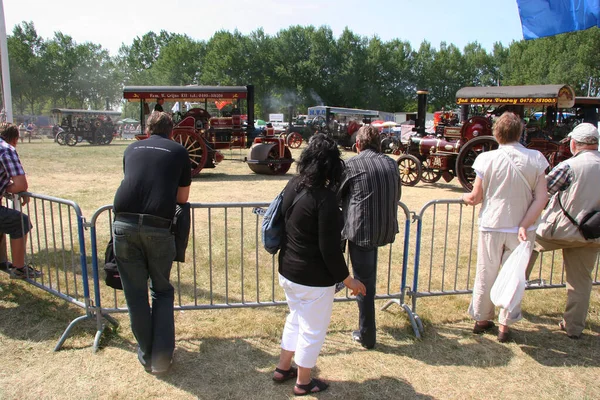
left=515, top=310, right=600, bottom=367
left=148, top=337, right=436, bottom=399
left=376, top=321, right=513, bottom=368
left=99, top=313, right=435, bottom=399
left=0, top=278, right=90, bottom=344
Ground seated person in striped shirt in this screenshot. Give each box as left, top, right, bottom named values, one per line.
left=0, top=123, right=42, bottom=279
left=339, top=125, right=401, bottom=349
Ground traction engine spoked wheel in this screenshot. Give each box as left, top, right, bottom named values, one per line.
left=172, top=130, right=207, bottom=176
left=421, top=159, right=442, bottom=183
left=286, top=132, right=303, bottom=149
left=65, top=133, right=78, bottom=147
left=56, top=132, right=66, bottom=146
left=455, top=136, right=499, bottom=191
left=97, top=128, right=113, bottom=145
left=397, top=154, right=422, bottom=186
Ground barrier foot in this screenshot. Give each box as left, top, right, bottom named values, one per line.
left=381, top=299, right=400, bottom=311
left=380, top=299, right=422, bottom=339
left=92, top=313, right=120, bottom=353
left=93, top=327, right=104, bottom=353
left=54, top=314, right=93, bottom=352
left=414, top=313, right=424, bottom=334
left=401, top=304, right=422, bottom=339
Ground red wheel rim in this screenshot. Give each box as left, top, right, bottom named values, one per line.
left=287, top=132, right=303, bottom=149
left=172, top=130, right=207, bottom=176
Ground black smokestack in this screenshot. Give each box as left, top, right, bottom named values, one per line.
left=416, top=89, right=429, bottom=136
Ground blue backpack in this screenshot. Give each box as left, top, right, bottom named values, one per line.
left=262, top=189, right=306, bottom=254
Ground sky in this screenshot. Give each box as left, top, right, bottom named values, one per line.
left=3, top=0, right=526, bottom=55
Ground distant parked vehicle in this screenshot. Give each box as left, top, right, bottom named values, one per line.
left=51, top=109, right=121, bottom=146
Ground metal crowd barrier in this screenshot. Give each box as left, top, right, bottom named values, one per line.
left=6, top=192, right=599, bottom=349
left=0, top=192, right=92, bottom=351
left=87, top=201, right=412, bottom=351
left=403, top=199, right=600, bottom=338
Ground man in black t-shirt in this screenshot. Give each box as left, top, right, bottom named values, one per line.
left=113, top=111, right=191, bottom=375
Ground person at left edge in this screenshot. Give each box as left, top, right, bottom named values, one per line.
left=112, top=111, right=191, bottom=375
left=0, top=123, right=42, bottom=279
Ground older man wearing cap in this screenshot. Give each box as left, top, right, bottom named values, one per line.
left=530, top=122, right=600, bottom=339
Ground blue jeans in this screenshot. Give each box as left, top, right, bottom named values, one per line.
left=349, top=242, right=378, bottom=348
left=113, top=220, right=176, bottom=371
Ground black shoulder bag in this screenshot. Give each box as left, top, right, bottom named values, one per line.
left=104, top=237, right=123, bottom=290
left=557, top=193, right=600, bottom=240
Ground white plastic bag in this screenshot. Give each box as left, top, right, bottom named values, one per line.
left=490, top=241, right=532, bottom=312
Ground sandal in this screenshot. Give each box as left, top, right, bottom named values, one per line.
left=272, top=366, right=297, bottom=383
left=558, top=320, right=581, bottom=339
left=294, top=378, right=329, bottom=396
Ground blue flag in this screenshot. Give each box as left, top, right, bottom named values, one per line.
left=517, top=0, right=600, bottom=39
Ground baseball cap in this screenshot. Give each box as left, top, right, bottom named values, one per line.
left=568, top=123, right=600, bottom=144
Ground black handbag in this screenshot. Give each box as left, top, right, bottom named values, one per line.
left=172, top=203, right=191, bottom=262
left=558, top=194, right=600, bottom=240
left=104, top=237, right=123, bottom=290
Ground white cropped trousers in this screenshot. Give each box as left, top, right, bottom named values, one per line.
left=279, top=274, right=335, bottom=368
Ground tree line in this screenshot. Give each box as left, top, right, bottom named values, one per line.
left=7, top=22, right=600, bottom=120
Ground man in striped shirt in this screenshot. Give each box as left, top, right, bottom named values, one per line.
left=339, top=125, right=401, bottom=349
left=0, top=123, right=42, bottom=279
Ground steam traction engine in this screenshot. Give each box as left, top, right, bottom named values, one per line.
left=307, top=106, right=377, bottom=149
left=51, top=109, right=120, bottom=146
left=280, top=106, right=309, bottom=149
left=397, top=90, right=497, bottom=189
left=397, top=85, right=577, bottom=191
left=123, top=85, right=294, bottom=177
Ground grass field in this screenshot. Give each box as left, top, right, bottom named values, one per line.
left=0, top=139, right=598, bottom=400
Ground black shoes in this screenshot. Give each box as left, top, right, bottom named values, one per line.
left=497, top=331, right=511, bottom=343
left=473, top=321, right=495, bottom=334
left=352, top=330, right=375, bottom=349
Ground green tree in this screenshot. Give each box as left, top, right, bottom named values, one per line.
left=463, top=42, right=495, bottom=87
left=152, top=34, right=205, bottom=85
left=118, top=30, right=173, bottom=85
left=270, top=25, right=318, bottom=111
left=7, top=22, right=46, bottom=115
left=334, top=28, right=369, bottom=109
left=200, top=30, right=250, bottom=86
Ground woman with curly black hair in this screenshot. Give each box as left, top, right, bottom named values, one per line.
left=272, top=133, right=366, bottom=396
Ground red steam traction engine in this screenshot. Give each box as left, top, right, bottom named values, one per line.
left=397, top=85, right=577, bottom=191
left=123, top=85, right=294, bottom=176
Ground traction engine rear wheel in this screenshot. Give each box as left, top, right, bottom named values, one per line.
left=172, top=130, right=208, bottom=176
left=397, top=154, right=422, bottom=186
left=455, top=136, right=499, bottom=191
